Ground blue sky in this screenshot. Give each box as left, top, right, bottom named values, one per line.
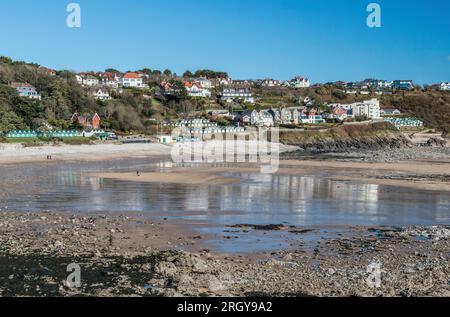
left=0, top=0, right=449, bottom=84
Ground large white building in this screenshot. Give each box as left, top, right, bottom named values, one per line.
left=120, top=72, right=144, bottom=88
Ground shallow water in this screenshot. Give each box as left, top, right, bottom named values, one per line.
left=1, top=158, right=449, bottom=252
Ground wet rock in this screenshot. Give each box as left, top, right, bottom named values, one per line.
left=154, top=261, right=178, bottom=277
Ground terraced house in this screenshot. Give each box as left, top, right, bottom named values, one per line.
left=221, top=87, right=255, bottom=103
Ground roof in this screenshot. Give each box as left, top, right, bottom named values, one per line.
left=10, top=82, right=36, bottom=89
left=123, top=72, right=141, bottom=79
left=185, top=82, right=203, bottom=89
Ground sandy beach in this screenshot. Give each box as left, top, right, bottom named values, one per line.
left=0, top=142, right=173, bottom=164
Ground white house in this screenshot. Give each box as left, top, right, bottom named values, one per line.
left=185, top=82, right=211, bottom=98
left=89, top=87, right=111, bottom=101
left=195, top=77, right=213, bottom=89
left=286, top=77, right=310, bottom=88
left=120, top=72, right=144, bottom=88
left=440, top=82, right=450, bottom=91
left=238, top=110, right=274, bottom=127
left=10, top=82, right=41, bottom=100
left=82, top=75, right=100, bottom=87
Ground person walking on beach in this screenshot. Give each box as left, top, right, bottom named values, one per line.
left=137, top=171, right=140, bottom=177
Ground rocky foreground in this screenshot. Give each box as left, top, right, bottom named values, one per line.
left=0, top=212, right=449, bottom=297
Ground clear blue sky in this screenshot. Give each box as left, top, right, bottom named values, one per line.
left=0, top=0, right=449, bottom=84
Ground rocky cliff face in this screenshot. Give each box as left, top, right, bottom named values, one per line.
left=292, top=135, right=412, bottom=153
left=279, top=122, right=412, bottom=154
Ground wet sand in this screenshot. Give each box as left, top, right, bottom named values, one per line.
left=93, top=171, right=241, bottom=185
left=91, top=158, right=450, bottom=192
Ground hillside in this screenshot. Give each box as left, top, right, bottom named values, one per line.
left=0, top=57, right=168, bottom=133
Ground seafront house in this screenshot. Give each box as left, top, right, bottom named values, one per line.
left=221, top=87, right=255, bottom=103
left=286, top=77, right=310, bottom=88
left=184, top=82, right=211, bottom=98
left=88, top=87, right=112, bottom=101
left=9, top=82, right=41, bottom=100
left=300, top=108, right=325, bottom=124
left=120, top=72, right=144, bottom=88
left=280, top=107, right=300, bottom=125
left=70, top=112, right=101, bottom=130
left=440, top=82, right=450, bottom=91
left=392, top=80, right=414, bottom=90
left=326, top=106, right=348, bottom=121
left=237, top=110, right=274, bottom=127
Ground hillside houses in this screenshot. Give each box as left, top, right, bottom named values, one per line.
left=9, top=82, right=41, bottom=100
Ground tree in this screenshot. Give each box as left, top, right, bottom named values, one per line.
left=163, top=69, right=172, bottom=77
left=183, top=70, right=193, bottom=78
